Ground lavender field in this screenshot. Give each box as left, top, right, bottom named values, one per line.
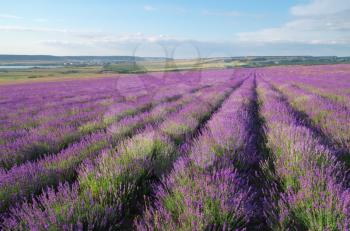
left=0, top=64, right=350, bottom=230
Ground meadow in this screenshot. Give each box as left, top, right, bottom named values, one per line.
left=0, top=64, right=349, bottom=230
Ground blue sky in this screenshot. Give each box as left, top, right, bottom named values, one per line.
left=0, top=0, right=349, bottom=57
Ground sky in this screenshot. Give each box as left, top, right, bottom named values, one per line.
left=0, top=0, right=349, bottom=57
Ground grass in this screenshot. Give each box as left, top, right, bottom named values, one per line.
left=0, top=66, right=118, bottom=84
left=0, top=59, right=247, bottom=84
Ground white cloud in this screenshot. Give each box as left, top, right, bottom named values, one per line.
left=41, top=33, right=179, bottom=49
left=1, top=0, right=349, bottom=57
left=41, top=40, right=93, bottom=47
left=0, top=25, right=177, bottom=44
left=38, top=32, right=183, bottom=56
left=76, top=32, right=178, bottom=44
left=2, top=32, right=348, bottom=57
left=0, top=14, right=22, bottom=19
left=291, top=0, right=350, bottom=16
left=38, top=34, right=350, bottom=57
left=236, top=0, right=350, bottom=46
left=144, top=5, right=156, bottom=11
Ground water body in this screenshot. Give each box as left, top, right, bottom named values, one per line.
left=0, top=65, right=62, bottom=69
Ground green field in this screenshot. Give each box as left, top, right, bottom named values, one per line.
left=0, top=59, right=245, bottom=84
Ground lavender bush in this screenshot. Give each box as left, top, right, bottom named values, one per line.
left=1, top=66, right=350, bottom=230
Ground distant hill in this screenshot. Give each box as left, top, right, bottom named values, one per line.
left=228, top=56, right=350, bottom=67
left=0, top=55, right=349, bottom=68
left=0, top=55, right=64, bottom=62
left=0, top=55, right=171, bottom=65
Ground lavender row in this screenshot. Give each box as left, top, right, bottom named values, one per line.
left=1, top=76, right=246, bottom=230
left=257, top=79, right=350, bottom=230
left=136, top=76, right=260, bottom=230
left=274, top=81, right=350, bottom=162
left=257, top=65, right=350, bottom=111
left=0, top=83, right=192, bottom=169
left=0, top=86, right=204, bottom=214
left=0, top=79, right=127, bottom=142
left=0, top=68, right=237, bottom=142
left=0, top=69, right=235, bottom=129
left=290, top=83, right=350, bottom=110
left=0, top=69, right=235, bottom=169
left=265, top=71, right=350, bottom=114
